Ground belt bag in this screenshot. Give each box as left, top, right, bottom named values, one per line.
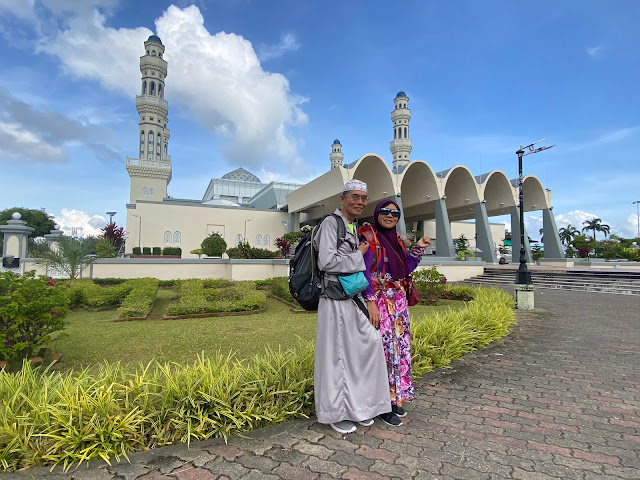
left=338, top=271, right=369, bottom=296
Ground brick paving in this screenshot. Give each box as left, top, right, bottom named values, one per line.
left=2, top=289, right=639, bottom=479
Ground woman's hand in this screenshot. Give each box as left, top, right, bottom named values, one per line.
left=367, top=300, right=380, bottom=329
left=358, top=240, right=369, bottom=254
left=417, top=235, right=431, bottom=248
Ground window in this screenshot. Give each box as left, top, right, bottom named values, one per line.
left=142, top=81, right=147, bottom=95
left=404, top=127, right=407, bottom=138
left=149, top=188, right=154, bottom=196
left=142, top=187, right=148, bottom=196
left=256, top=234, right=262, bottom=246
left=164, top=144, right=167, bottom=154
left=164, top=231, right=172, bottom=244
left=150, top=82, right=155, bottom=96
left=147, top=152, right=152, bottom=159
left=141, top=131, right=145, bottom=140
left=152, top=50, right=156, bottom=56
left=149, top=142, right=154, bottom=152
left=173, top=232, right=181, bottom=244
left=263, top=234, right=270, bottom=247
left=236, top=234, right=243, bottom=246
left=158, top=85, right=163, bottom=98
left=148, top=132, right=154, bottom=141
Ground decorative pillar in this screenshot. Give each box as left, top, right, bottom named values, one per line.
left=510, top=206, right=532, bottom=263
left=44, top=225, right=64, bottom=251
left=474, top=202, right=498, bottom=263
left=393, top=195, right=407, bottom=237
left=0, top=212, right=34, bottom=263
left=435, top=198, right=456, bottom=257
left=288, top=212, right=300, bottom=233
left=542, top=208, right=564, bottom=259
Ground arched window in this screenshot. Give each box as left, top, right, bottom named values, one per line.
left=147, top=152, right=152, bottom=159
left=394, top=129, right=397, bottom=139
left=404, top=127, right=407, bottom=138
left=149, top=142, right=154, bottom=152
left=173, top=231, right=181, bottom=244
left=149, top=188, right=154, bottom=196
left=158, top=84, right=163, bottom=98
left=142, top=187, right=148, bottom=196
left=236, top=234, right=243, bottom=246
left=164, top=144, right=167, bottom=154
left=164, top=231, right=172, bottom=244
left=151, top=50, right=156, bottom=56
left=141, top=131, right=145, bottom=140
left=263, top=234, right=270, bottom=247
left=142, top=81, right=147, bottom=95
left=256, top=234, right=262, bottom=246
left=148, top=132, right=153, bottom=141
left=150, top=82, right=155, bottom=96
left=146, top=50, right=149, bottom=55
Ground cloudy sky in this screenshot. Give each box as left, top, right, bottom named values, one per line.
left=0, top=0, right=638, bottom=239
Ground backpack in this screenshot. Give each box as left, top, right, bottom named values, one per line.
left=358, top=223, right=409, bottom=276
left=289, top=213, right=346, bottom=311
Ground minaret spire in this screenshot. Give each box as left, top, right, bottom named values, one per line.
left=390, top=91, right=412, bottom=171
left=330, top=139, right=344, bottom=169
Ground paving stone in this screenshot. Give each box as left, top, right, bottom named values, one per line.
left=144, top=456, right=185, bottom=475
left=107, top=462, right=151, bottom=480
left=234, top=453, right=279, bottom=472
left=302, top=456, right=349, bottom=477
left=272, top=463, right=319, bottom=480
left=292, top=440, right=335, bottom=460
left=69, top=467, right=117, bottom=480
left=170, top=463, right=217, bottom=480
left=263, top=445, right=309, bottom=466
left=201, top=458, right=250, bottom=479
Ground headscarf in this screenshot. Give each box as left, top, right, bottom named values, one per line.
left=373, top=199, right=407, bottom=280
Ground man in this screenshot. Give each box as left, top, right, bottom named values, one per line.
left=313, top=180, right=391, bottom=434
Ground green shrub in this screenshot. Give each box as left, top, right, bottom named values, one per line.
left=95, top=239, right=117, bottom=258
left=162, top=247, right=182, bottom=256
left=166, top=280, right=265, bottom=316
left=152, top=247, right=161, bottom=256
left=262, top=277, right=295, bottom=303
left=620, top=247, right=639, bottom=261
left=117, top=278, right=158, bottom=318
left=92, top=278, right=129, bottom=286
left=132, top=247, right=141, bottom=255
left=457, top=249, right=475, bottom=261
left=142, top=247, right=151, bottom=255
left=158, top=280, right=178, bottom=288
left=413, top=267, right=447, bottom=304
left=201, top=234, right=227, bottom=257
left=226, top=243, right=278, bottom=259
left=0, top=272, right=69, bottom=367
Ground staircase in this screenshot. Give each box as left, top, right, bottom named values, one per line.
left=461, top=267, right=640, bottom=295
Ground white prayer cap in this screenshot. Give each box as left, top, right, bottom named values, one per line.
left=343, top=179, right=367, bottom=193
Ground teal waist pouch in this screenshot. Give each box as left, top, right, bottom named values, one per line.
left=338, top=271, right=369, bottom=297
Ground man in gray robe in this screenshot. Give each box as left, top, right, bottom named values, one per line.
left=313, top=180, right=390, bottom=434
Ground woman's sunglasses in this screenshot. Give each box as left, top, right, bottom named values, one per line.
left=379, top=208, right=401, bottom=218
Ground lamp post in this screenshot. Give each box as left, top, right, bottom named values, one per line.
left=281, top=220, right=288, bottom=234
left=106, top=211, right=117, bottom=224
left=515, top=139, right=554, bottom=286
left=131, top=214, right=141, bottom=249
left=633, top=201, right=640, bottom=239
left=244, top=218, right=254, bottom=244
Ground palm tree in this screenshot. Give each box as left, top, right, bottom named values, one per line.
left=582, top=218, right=610, bottom=241
left=558, top=225, right=579, bottom=245
left=36, top=235, right=97, bottom=280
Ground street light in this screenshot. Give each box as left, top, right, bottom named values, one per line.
left=281, top=220, right=288, bottom=233
left=515, top=139, right=555, bottom=285
left=633, top=201, right=640, bottom=239
left=106, top=211, right=117, bottom=224
left=131, top=214, right=142, bottom=249
left=244, top=218, right=254, bottom=244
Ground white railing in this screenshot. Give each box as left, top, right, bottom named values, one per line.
left=126, top=157, right=171, bottom=168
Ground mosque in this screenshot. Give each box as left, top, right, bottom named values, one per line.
left=125, top=35, right=565, bottom=262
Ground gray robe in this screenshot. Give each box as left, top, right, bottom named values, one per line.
left=313, top=209, right=390, bottom=424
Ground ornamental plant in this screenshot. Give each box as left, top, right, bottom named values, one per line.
left=95, top=238, right=117, bottom=258
left=201, top=233, right=227, bottom=257
left=413, top=266, right=447, bottom=304
left=275, top=237, right=292, bottom=257
left=0, top=271, right=69, bottom=368
left=101, top=222, right=125, bottom=253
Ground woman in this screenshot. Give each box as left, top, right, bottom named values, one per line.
left=359, top=199, right=431, bottom=425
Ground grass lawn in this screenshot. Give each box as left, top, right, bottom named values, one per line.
left=49, top=289, right=463, bottom=370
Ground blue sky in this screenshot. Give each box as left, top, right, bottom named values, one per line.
left=0, top=0, right=638, bottom=239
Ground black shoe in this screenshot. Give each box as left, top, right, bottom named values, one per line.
left=392, top=405, right=407, bottom=418
left=378, top=411, right=403, bottom=427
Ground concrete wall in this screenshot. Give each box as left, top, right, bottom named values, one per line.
left=417, top=220, right=506, bottom=250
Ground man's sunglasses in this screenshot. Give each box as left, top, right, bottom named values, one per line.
left=379, top=208, right=401, bottom=218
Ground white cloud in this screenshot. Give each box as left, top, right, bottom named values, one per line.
left=53, top=208, right=106, bottom=237
left=37, top=4, right=310, bottom=174
left=0, top=121, right=66, bottom=162
left=258, top=33, right=301, bottom=61
left=566, top=126, right=640, bottom=152
left=0, top=0, right=37, bottom=22
left=586, top=44, right=605, bottom=59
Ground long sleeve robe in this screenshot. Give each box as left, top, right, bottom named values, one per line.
left=312, top=209, right=390, bottom=424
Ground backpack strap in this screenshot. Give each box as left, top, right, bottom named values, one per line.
left=358, top=224, right=383, bottom=273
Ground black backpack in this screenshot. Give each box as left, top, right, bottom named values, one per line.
left=289, top=214, right=346, bottom=311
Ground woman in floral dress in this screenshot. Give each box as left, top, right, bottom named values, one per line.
left=359, top=200, right=431, bottom=425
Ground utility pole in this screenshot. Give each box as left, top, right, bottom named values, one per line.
left=107, top=211, right=117, bottom=224
left=633, top=201, right=640, bottom=239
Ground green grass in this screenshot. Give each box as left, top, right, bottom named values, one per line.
left=48, top=290, right=462, bottom=370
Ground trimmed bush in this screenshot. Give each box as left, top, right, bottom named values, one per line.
left=413, top=266, right=447, bottom=304
left=0, top=272, right=69, bottom=367
left=132, top=247, right=141, bottom=255
left=201, top=234, right=227, bottom=257
left=162, top=247, right=182, bottom=256
left=152, top=247, right=162, bottom=256
left=226, top=243, right=278, bottom=259
left=259, top=277, right=295, bottom=304
left=117, top=278, right=158, bottom=318
left=166, top=280, right=265, bottom=316
left=92, top=278, right=129, bottom=286
left=142, top=247, right=151, bottom=255
left=95, top=239, right=117, bottom=258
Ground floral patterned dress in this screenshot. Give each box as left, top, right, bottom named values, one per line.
left=362, top=242, right=425, bottom=406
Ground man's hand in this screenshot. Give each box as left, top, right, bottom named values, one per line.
left=367, top=300, right=380, bottom=329
left=358, top=240, right=369, bottom=254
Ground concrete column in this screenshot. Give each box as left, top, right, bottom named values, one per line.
left=44, top=226, right=64, bottom=251
left=287, top=212, right=300, bottom=233
left=474, top=202, right=498, bottom=263
left=435, top=198, right=456, bottom=257
left=542, top=208, right=564, bottom=259
left=416, top=220, right=424, bottom=236
left=394, top=195, right=407, bottom=237
left=510, top=206, right=532, bottom=263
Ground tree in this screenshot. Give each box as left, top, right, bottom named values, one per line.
left=201, top=233, right=227, bottom=257
left=0, top=207, right=55, bottom=252
left=558, top=225, right=579, bottom=245
left=101, top=222, right=125, bottom=253
left=36, top=236, right=97, bottom=280
left=582, top=218, right=610, bottom=241
left=455, top=234, right=469, bottom=252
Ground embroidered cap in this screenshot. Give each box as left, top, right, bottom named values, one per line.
left=343, top=179, right=367, bottom=193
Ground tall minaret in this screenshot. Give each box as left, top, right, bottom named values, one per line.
left=126, top=35, right=172, bottom=203
left=389, top=91, right=412, bottom=171
left=329, top=139, right=344, bottom=169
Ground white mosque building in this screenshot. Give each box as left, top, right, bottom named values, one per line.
left=125, top=35, right=565, bottom=262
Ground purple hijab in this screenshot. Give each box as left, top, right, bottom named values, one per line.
left=373, top=199, right=408, bottom=280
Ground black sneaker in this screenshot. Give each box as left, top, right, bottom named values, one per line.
left=392, top=405, right=407, bottom=418
left=378, top=411, right=403, bottom=427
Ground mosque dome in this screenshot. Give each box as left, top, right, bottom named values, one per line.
left=147, top=35, right=163, bottom=44
left=332, top=139, right=341, bottom=145
left=395, top=91, right=407, bottom=99
left=221, top=167, right=261, bottom=183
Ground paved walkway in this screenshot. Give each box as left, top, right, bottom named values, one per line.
left=2, top=289, right=640, bottom=479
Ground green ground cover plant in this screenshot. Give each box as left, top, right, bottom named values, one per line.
left=166, top=280, right=265, bottom=316
left=0, top=282, right=515, bottom=472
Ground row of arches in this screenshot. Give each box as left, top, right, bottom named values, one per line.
left=141, top=80, right=163, bottom=98
left=394, top=127, right=408, bottom=139
left=139, top=131, right=167, bottom=160
left=234, top=234, right=271, bottom=247
left=142, top=187, right=154, bottom=196
left=164, top=231, right=181, bottom=245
